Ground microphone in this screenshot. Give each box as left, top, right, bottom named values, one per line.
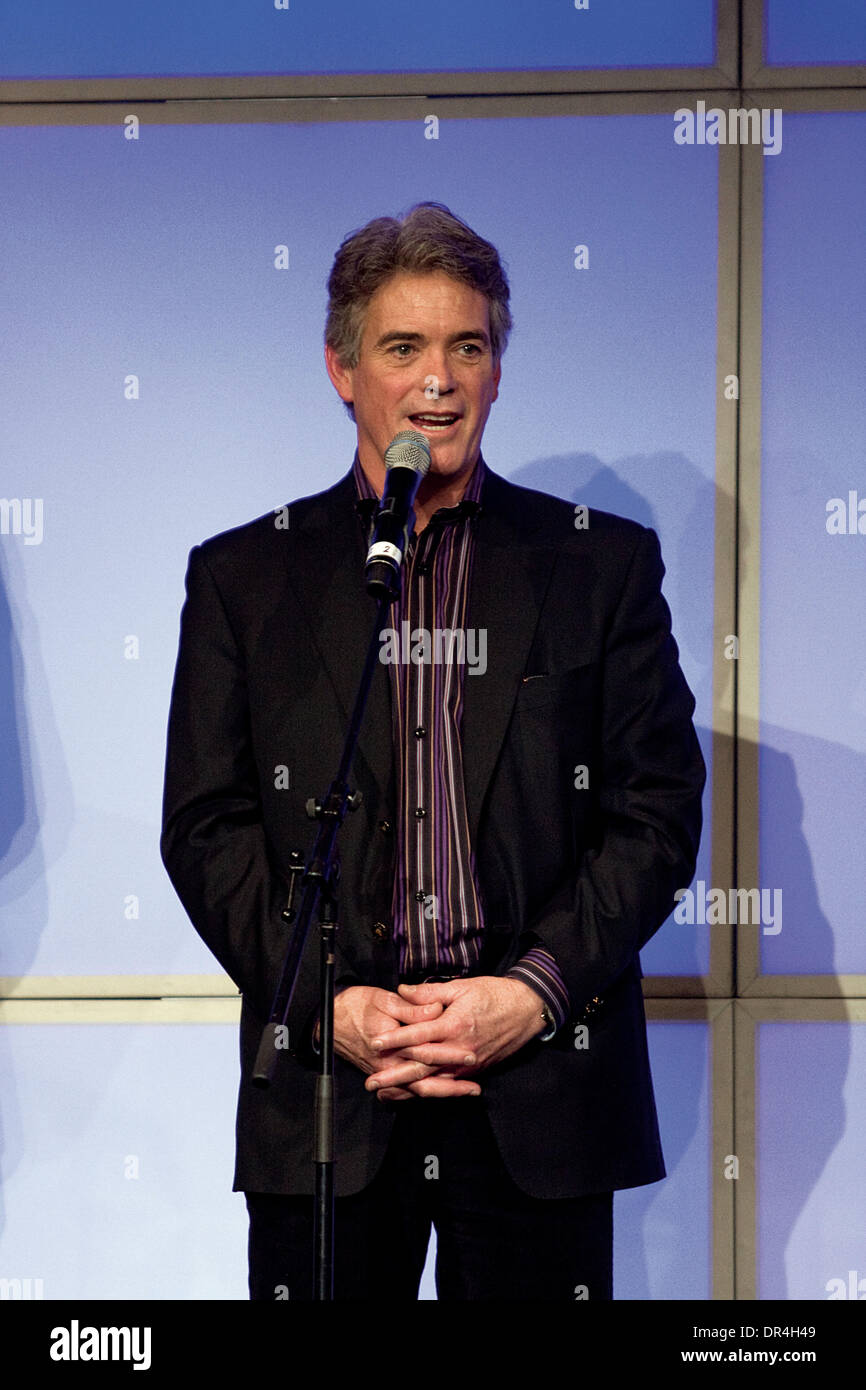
left=365, top=431, right=431, bottom=600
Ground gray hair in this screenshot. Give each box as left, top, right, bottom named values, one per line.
left=325, top=202, right=512, bottom=420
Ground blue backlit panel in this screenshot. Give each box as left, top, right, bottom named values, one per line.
left=758, top=1022, right=865, bottom=1300
left=0, top=1022, right=247, bottom=1298
left=0, top=0, right=716, bottom=80
left=766, top=1, right=866, bottom=66
left=616, top=1021, right=711, bottom=1298
left=759, top=113, right=866, bottom=976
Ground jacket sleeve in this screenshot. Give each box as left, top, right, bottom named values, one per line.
left=525, top=525, right=705, bottom=1017
left=160, top=543, right=363, bottom=1066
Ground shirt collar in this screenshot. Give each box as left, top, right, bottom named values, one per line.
left=352, top=448, right=485, bottom=530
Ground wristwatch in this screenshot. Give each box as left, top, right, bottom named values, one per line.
left=538, top=1003, right=556, bottom=1042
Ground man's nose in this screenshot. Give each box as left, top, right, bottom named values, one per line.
left=420, top=353, right=457, bottom=398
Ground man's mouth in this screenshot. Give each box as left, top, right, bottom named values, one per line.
left=408, top=412, right=461, bottom=433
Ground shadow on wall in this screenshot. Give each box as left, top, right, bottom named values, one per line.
left=509, top=450, right=846, bottom=1301
left=0, top=539, right=59, bottom=1243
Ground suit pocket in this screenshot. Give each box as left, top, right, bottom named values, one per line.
left=516, top=661, right=597, bottom=710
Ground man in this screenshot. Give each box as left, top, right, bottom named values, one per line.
left=161, top=202, right=705, bottom=1300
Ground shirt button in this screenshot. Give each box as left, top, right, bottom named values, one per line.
left=414, top=890, right=426, bottom=903
left=378, top=820, right=392, bottom=835
left=372, top=921, right=390, bottom=940
left=414, top=726, right=426, bottom=739
left=414, top=807, right=426, bottom=819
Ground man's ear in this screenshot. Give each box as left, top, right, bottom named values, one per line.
left=492, top=356, right=502, bottom=403
left=324, top=342, right=354, bottom=404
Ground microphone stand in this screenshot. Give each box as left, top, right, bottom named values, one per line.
left=250, top=584, right=396, bottom=1301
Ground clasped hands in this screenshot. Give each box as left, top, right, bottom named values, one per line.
left=327, top=977, right=544, bottom=1101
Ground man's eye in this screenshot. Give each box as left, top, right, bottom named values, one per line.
left=390, top=343, right=414, bottom=356
left=458, top=343, right=482, bottom=356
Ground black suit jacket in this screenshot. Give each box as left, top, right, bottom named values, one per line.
left=160, top=462, right=705, bottom=1198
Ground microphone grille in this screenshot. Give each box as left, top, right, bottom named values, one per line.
left=383, top=431, right=432, bottom=475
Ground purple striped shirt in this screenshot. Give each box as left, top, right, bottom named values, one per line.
left=353, top=451, right=570, bottom=1035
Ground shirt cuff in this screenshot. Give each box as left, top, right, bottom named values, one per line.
left=506, top=948, right=570, bottom=1039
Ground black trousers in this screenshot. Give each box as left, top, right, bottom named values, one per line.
left=246, top=1097, right=613, bottom=1301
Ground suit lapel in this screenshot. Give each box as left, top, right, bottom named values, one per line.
left=462, top=467, right=558, bottom=843
left=284, top=469, right=394, bottom=806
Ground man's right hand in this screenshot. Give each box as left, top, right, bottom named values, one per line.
left=324, top=986, right=482, bottom=1101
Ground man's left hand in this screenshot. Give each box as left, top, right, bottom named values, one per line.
left=364, top=976, right=545, bottom=1098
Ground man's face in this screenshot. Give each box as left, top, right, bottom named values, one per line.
left=325, top=270, right=501, bottom=484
